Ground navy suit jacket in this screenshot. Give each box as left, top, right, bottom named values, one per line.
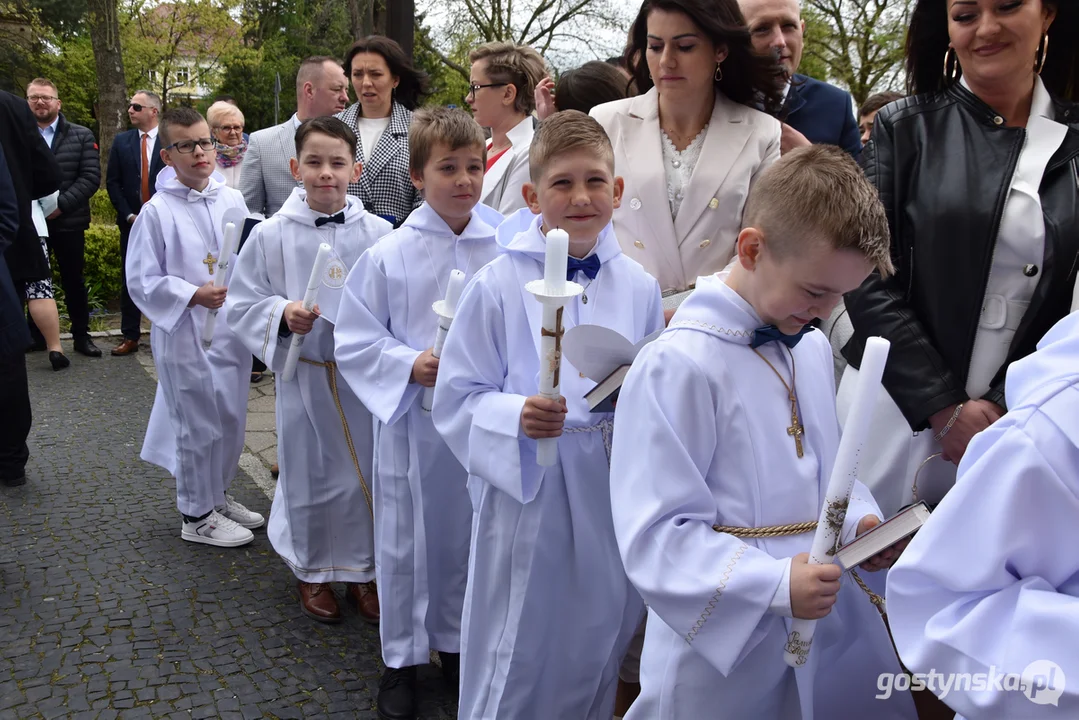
left=784, top=75, right=862, bottom=158
left=106, top=128, right=165, bottom=227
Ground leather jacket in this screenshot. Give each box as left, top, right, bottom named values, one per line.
left=842, top=83, right=1079, bottom=431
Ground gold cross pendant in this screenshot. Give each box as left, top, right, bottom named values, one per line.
left=787, top=394, right=805, bottom=458
left=202, top=252, right=217, bottom=275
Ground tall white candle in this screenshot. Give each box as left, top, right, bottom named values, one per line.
left=201, top=221, right=240, bottom=350
left=543, top=228, right=569, bottom=294
left=783, top=336, right=891, bottom=668
left=422, top=269, right=467, bottom=412
left=281, top=243, right=334, bottom=382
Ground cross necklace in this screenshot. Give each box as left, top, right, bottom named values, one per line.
left=183, top=202, right=220, bottom=276
left=751, top=345, right=805, bottom=458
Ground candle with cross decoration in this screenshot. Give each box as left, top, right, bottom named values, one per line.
left=200, top=222, right=240, bottom=350
left=525, top=227, right=583, bottom=467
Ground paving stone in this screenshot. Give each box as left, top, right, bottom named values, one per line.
left=0, top=349, right=454, bottom=718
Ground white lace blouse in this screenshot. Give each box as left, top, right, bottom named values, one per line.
left=661, top=125, right=709, bottom=219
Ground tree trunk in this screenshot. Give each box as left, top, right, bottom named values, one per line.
left=86, top=0, right=128, bottom=187
left=386, top=0, right=414, bottom=60
left=347, top=0, right=377, bottom=39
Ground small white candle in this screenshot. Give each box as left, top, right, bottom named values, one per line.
left=543, top=228, right=569, bottom=294
left=444, top=269, right=466, bottom=309
left=200, top=221, right=240, bottom=350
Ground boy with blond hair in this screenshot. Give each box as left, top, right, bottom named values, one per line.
left=609, top=145, right=916, bottom=719
left=334, top=107, right=503, bottom=719
left=127, top=107, right=263, bottom=547
left=432, top=110, right=664, bottom=719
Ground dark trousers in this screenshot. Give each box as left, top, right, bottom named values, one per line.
left=28, top=228, right=91, bottom=341
left=119, top=223, right=142, bottom=341
left=0, top=349, right=31, bottom=481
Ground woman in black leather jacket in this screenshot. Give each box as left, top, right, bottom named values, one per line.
left=840, top=0, right=1079, bottom=515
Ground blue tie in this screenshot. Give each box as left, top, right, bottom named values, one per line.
left=750, top=324, right=811, bottom=349
left=566, top=255, right=601, bottom=281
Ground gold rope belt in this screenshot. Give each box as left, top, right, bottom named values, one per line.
left=713, top=522, right=886, bottom=617
left=298, top=358, right=374, bottom=518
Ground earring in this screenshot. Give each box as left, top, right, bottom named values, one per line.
left=1035, top=33, right=1049, bottom=74
left=942, top=47, right=959, bottom=82
left=714, top=64, right=723, bottom=82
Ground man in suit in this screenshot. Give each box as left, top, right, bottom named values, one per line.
left=740, top=0, right=861, bottom=157
left=26, top=78, right=103, bottom=357
left=106, top=90, right=164, bottom=356
left=0, top=91, right=61, bottom=487
left=240, top=56, right=349, bottom=218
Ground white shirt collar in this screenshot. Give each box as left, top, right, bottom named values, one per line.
left=143, top=126, right=159, bottom=140
left=44, top=116, right=60, bottom=134
left=291, top=113, right=302, bottom=131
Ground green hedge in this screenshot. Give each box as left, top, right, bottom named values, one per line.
left=90, top=188, right=116, bottom=225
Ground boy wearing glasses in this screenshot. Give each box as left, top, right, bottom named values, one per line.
left=127, top=107, right=264, bottom=548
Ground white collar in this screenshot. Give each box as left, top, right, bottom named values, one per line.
left=142, top=126, right=159, bottom=139
left=506, top=115, right=534, bottom=146
left=291, top=113, right=302, bottom=131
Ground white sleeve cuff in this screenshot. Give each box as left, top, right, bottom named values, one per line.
left=769, top=558, right=793, bottom=618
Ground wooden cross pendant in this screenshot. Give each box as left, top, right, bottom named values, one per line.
left=202, top=252, right=217, bottom=275
left=787, top=393, right=805, bottom=458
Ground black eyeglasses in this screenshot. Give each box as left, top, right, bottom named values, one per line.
left=165, top=138, right=216, bottom=154
left=129, top=103, right=150, bottom=112
left=466, top=83, right=507, bottom=98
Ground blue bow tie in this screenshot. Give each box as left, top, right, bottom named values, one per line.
left=567, top=254, right=601, bottom=281
left=750, top=324, right=811, bottom=349
left=315, top=212, right=345, bottom=227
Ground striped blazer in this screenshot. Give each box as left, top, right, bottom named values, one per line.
left=336, top=101, right=420, bottom=227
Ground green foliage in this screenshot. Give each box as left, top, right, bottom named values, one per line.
left=82, top=224, right=123, bottom=304
left=415, top=19, right=471, bottom=107
left=89, top=188, right=116, bottom=224
left=37, top=35, right=99, bottom=130
left=798, top=9, right=833, bottom=84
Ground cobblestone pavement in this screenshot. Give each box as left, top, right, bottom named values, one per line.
left=1, top=343, right=457, bottom=719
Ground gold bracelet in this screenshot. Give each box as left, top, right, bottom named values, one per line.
left=933, top=402, right=965, bottom=442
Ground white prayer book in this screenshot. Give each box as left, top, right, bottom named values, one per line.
left=834, top=502, right=931, bottom=571
left=564, top=325, right=663, bottom=413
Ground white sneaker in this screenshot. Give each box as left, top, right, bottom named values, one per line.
left=217, top=494, right=266, bottom=529
left=181, top=509, right=254, bottom=547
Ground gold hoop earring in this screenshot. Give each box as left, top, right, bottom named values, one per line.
left=1035, top=33, right=1049, bottom=74
left=942, top=47, right=959, bottom=82
left=714, top=64, right=723, bottom=82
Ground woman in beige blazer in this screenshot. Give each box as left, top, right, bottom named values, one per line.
left=591, top=0, right=784, bottom=299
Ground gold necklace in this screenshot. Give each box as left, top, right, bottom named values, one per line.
left=751, top=345, right=805, bottom=459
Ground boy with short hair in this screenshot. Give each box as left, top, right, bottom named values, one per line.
left=432, top=110, right=665, bottom=719
left=886, top=310, right=1079, bottom=718
left=609, top=145, right=917, bottom=719
left=127, top=107, right=263, bottom=548
left=226, top=116, right=390, bottom=624
left=334, top=107, right=503, bottom=720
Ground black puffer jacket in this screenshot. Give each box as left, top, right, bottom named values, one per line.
left=842, top=83, right=1079, bottom=431
left=45, top=114, right=101, bottom=233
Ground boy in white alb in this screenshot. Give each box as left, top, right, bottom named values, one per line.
left=886, top=310, right=1079, bottom=719
left=432, top=111, right=665, bottom=720
left=226, top=117, right=390, bottom=624
left=334, top=107, right=503, bottom=720
left=127, top=107, right=264, bottom=548
left=609, top=146, right=917, bottom=720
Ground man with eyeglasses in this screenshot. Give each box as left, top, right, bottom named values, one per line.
left=106, top=90, right=165, bottom=356
left=25, top=78, right=102, bottom=358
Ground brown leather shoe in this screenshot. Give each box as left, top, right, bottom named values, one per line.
left=298, top=582, right=342, bottom=623
left=111, top=339, right=139, bottom=356
left=347, top=581, right=380, bottom=624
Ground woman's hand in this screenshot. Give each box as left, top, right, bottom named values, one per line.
left=929, top=400, right=1003, bottom=464
left=535, top=77, right=556, bottom=121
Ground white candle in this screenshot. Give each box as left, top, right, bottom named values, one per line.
left=422, top=269, right=467, bottom=413
left=201, top=221, right=240, bottom=350
left=543, top=228, right=569, bottom=294
left=783, top=336, right=891, bottom=668
left=281, top=243, right=334, bottom=382
left=444, top=269, right=466, bottom=310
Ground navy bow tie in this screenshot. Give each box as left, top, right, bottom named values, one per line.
left=750, top=324, right=811, bottom=349
left=567, top=255, right=601, bottom=281
left=315, top=212, right=345, bottom=227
